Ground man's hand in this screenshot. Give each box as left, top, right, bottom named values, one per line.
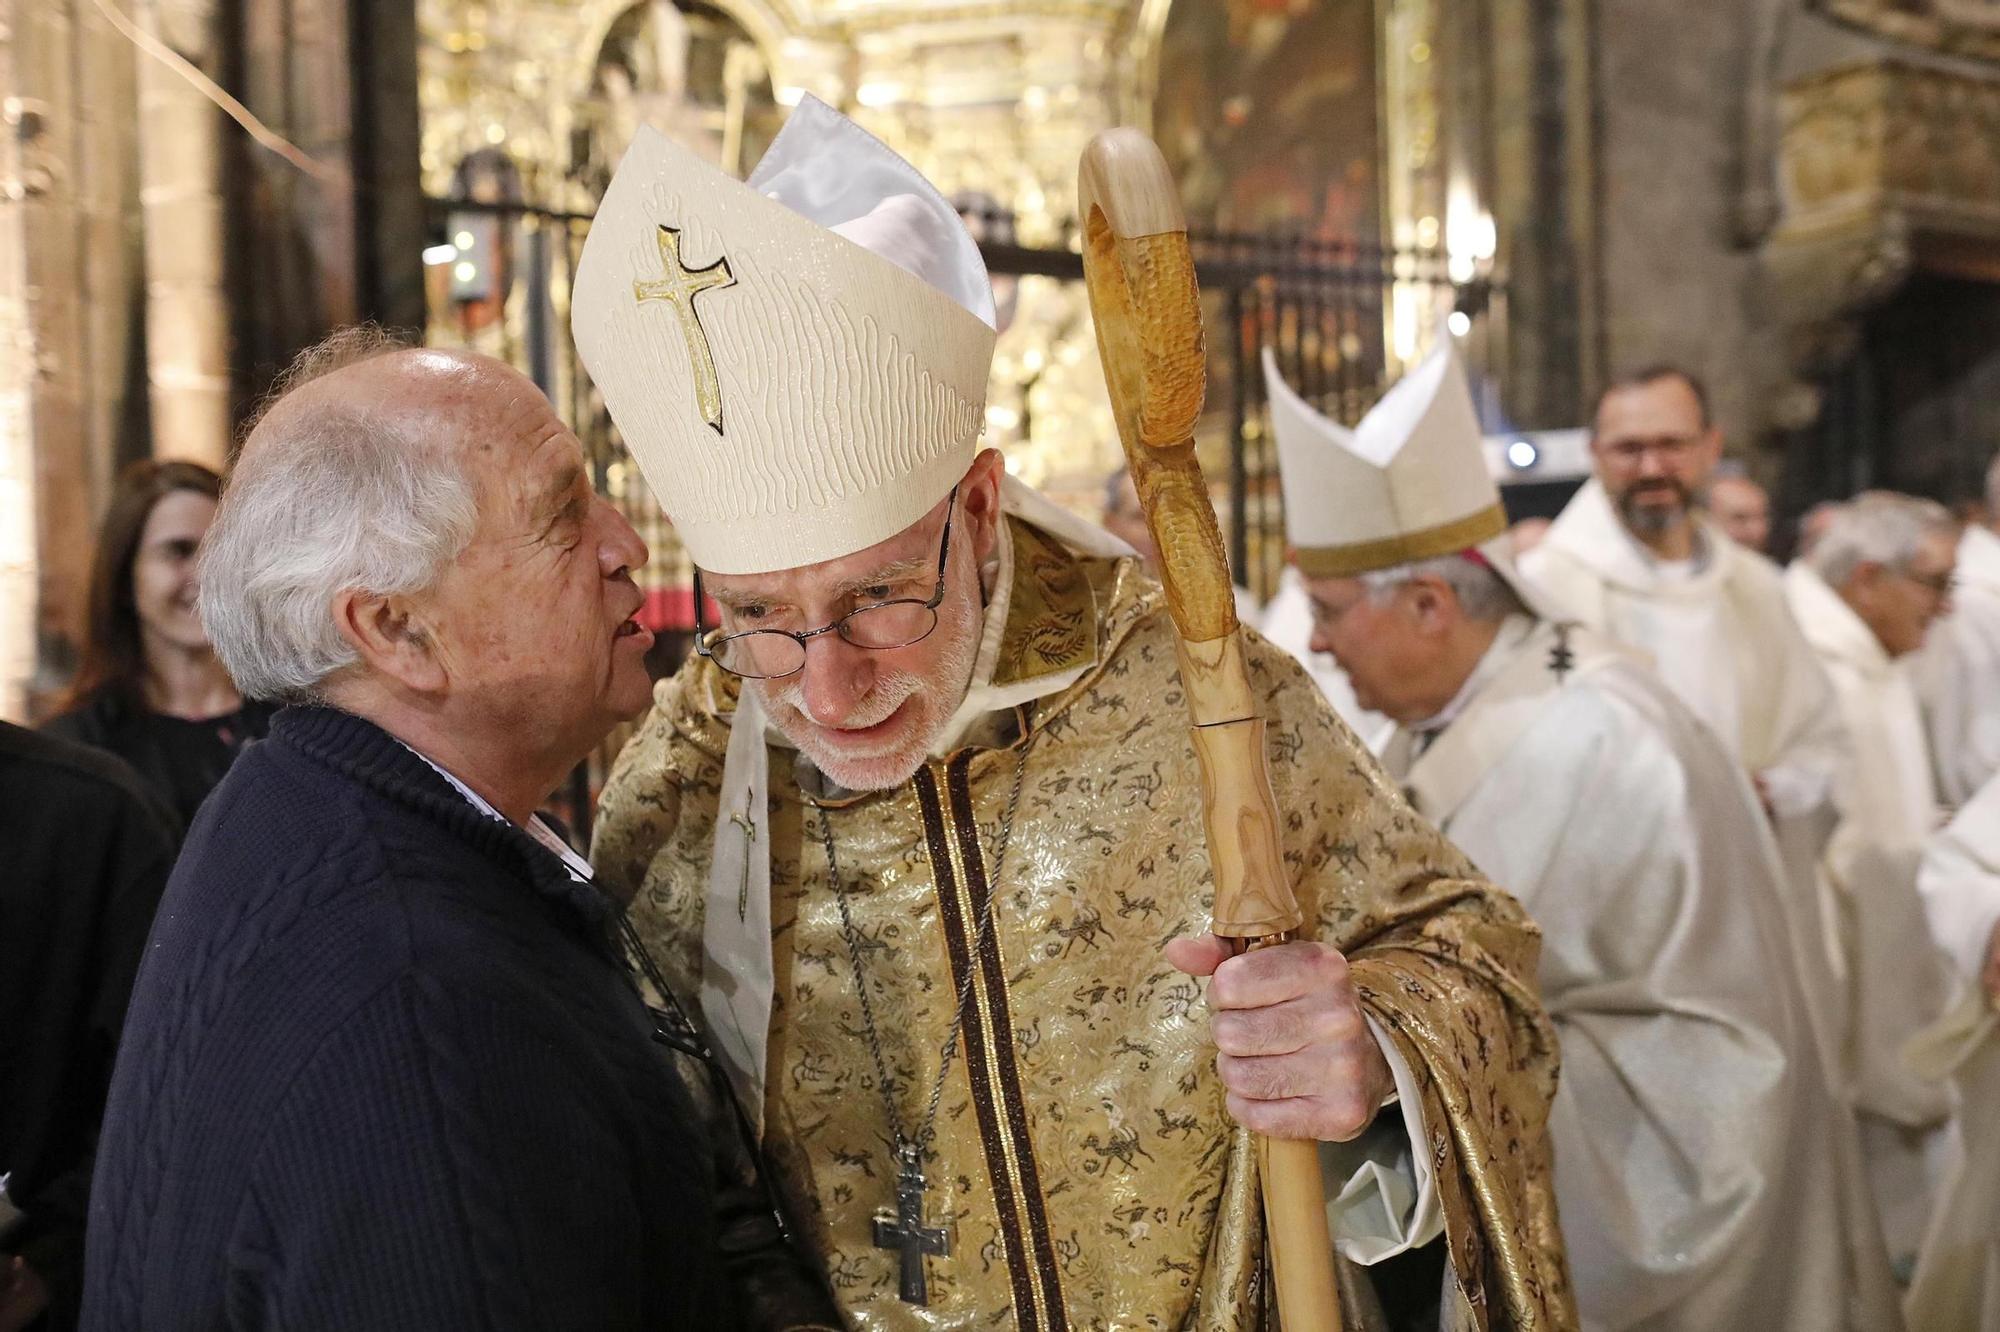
left=1165, top=934, right=1394, bottom=1142
left=0, top=1255, right=49, bottom=1332
left=1983, top=920, right=2000, bottom=1005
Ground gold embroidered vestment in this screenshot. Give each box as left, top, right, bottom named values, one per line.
left=594, top=525, right=1575, bottom=1330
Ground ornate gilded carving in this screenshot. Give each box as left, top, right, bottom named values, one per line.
left=419, top=0, right=1144, bottom=512
left=1779, top=58, right=2000, bottom=233
left=1767, top=55, right=2000, bottom=373
left=1813, top=0, right=2000, bottom=62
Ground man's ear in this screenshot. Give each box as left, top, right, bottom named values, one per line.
left=330, top=588, right=447, bottom=694
left=1842, top=560, right=1888, bottom=607
left=961, top=448, right=1009, bottom=565
left=1406, top=575, right=1454, bottom=633
left=1696, top=426, right=1725, bottom=472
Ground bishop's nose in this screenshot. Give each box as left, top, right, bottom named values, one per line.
left=797, top=634, right=879, bottom=727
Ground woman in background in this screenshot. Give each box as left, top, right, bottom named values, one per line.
left=44, top=460, right=272, bottom=834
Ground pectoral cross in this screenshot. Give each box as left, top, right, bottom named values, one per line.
left=728, top=805, right=756, bottom=921
left=1548, top=623, right=1577, bottom=683
left=633, top=224, right=735, bottom=436
left=873, top=1143, right=950, bottom=1306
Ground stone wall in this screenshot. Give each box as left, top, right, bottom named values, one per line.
left=1587, top=0, right=1796, bottom=454
left=0, top=0, right=423, bottom=719
left=1521, top=0, right=2000, bottom=504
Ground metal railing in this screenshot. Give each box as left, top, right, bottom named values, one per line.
left=422, top=193, right=1481, bottom=618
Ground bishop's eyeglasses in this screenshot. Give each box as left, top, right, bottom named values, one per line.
left=693, top=486, right=958, bottom=680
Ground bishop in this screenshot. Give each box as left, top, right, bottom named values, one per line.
left=575, top=99, right=1574, bottom=1327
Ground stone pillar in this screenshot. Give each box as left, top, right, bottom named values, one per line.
left=2, top=0, right=156, bottom=721
left=136, top=0, right=233, bottom=466
left=1485, top=0, right=1599, bottom=427
left=229, top=0, right=424, bottom=403
left=7, top=0, right=98, bottom=719
left=0, top=2, right=40, bottom=722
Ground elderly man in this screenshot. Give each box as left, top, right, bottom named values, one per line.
left=1266, top=343, right=1901, bottom=1331
left=81, top=332, right=832, bottom=1330
left=583, top=99, right=1571, bottom=1328
left=1706, top=464, right=1772, bottom=553
left=1785, top=492, right=1960, bottom=1272
left=1914, top=453, right=2000, bottom=807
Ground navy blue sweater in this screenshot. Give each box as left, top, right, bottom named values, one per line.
left=81, top=706, right=738, bottom=1329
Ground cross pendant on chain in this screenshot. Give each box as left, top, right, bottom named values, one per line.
left=872, top=1142, right=950, bottom=1305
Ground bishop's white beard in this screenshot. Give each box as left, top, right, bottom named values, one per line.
left=758, top=580, right=983, bottom=792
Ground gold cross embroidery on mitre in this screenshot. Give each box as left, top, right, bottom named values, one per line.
left=633, top=224, right=736, bottom=436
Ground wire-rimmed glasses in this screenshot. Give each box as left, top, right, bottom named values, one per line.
left=693, top=486, right=958, bottom=680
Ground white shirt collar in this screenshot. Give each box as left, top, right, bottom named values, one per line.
left=397, top=741, right=595, bottom=884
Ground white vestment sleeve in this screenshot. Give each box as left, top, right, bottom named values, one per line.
left=1754, top=664, right=1844, bottom=823
left=1919, top=779, right=2000, bottom=985
left=1319, top=1016, right=1442, bottom=1263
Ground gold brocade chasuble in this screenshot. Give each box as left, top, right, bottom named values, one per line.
left=594, top=522, right=1574, bottom=1331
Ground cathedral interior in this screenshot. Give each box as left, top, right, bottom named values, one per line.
left=7, top=0, right=2000, bottom=723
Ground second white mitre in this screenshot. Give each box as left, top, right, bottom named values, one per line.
left=1265, top=341, right=1505, bottom=576
left=571, top=95, right=997, bottom=575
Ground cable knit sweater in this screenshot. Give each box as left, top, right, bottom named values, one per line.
left=81, top=706, right=739, bottom=1330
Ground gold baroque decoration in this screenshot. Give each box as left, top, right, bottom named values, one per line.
left=1811, top=0, right=2000, bottom=62
left=417, top=0, right=1154, bottom=519
left=1781, top=58, right=2000, bottom=225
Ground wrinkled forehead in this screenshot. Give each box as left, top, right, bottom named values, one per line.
left=1300, top=572, right=1371, bottom=613
left=702, top=491, right=950, bottom=600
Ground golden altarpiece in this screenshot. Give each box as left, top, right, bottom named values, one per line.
left=412, top=0, right=1484, bottom=603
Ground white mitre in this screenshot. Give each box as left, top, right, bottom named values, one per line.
left=1266, top=341, right=1508, bottom=576
left=571, top=95, right=997, bottom=574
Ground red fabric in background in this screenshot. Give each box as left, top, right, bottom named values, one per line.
left=639, top=587, right=716, bottom=633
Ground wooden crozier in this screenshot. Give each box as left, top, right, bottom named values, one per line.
left=1078, top=129, right=1346, bottom=1331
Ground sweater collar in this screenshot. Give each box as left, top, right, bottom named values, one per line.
left=269, top=705, right=615, bottom=928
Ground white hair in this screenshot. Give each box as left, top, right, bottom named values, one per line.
left=1803, top=490, right=1955, bottom=588
left=200, top=338, right=479, bottom=703
left=1358, top=552, right=1525, bottom=623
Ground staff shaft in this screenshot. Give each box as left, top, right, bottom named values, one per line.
left=1079, top=127, right=1346, bottom=1332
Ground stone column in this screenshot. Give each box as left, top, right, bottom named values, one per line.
left=0, top=2, right=40, bottom=721
left=136, top=0, right=232, bottom=466
left=7, top=0, right=99, bottom=720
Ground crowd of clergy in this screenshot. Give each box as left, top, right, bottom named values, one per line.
left=9, top=90, right=2000, bottom=1332
left=1244, top=347, right=2000, bottom=1331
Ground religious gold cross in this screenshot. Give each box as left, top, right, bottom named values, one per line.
left=633, top=224, right=736, bottom=436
